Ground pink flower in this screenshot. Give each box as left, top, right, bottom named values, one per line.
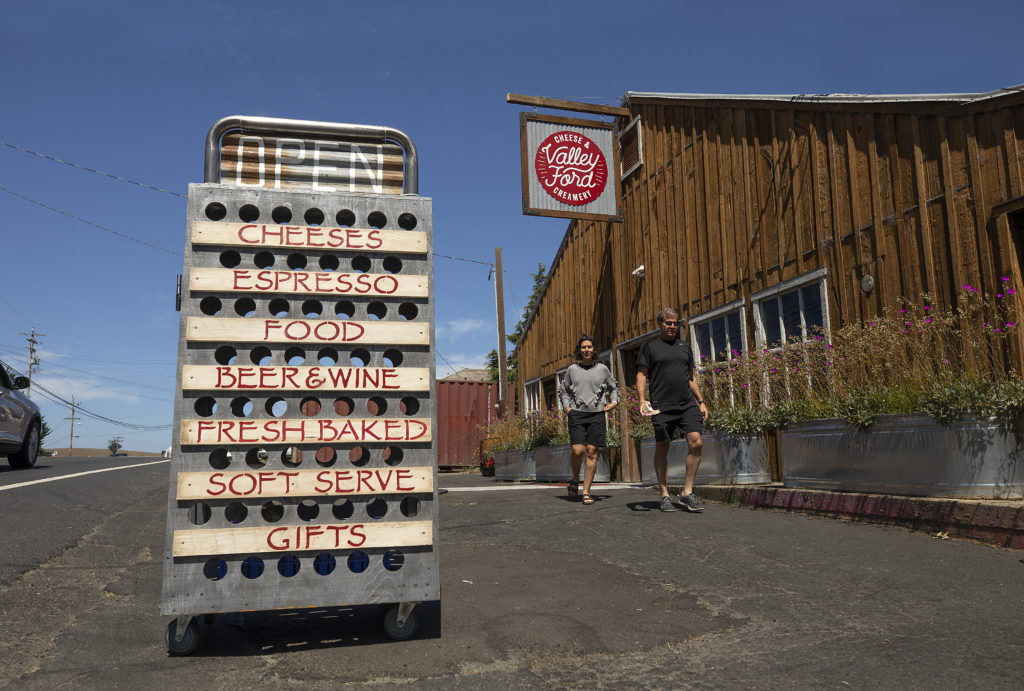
left=1010, top=289, right=1017, bottom=295
left=925, top=318, right=932, bottom=323
left=923, top=305, right=931, bottom=310
left=1002, top=276, right=1010, bottom=281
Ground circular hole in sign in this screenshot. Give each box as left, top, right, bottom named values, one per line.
left=400, top=496, right=419, bottom=517
left=203, top=558, right=227, bottom=581
left=226, top=502, right=248, bottom=524
left=234, top=298, right=256, bottom=317
left=297, top=499, right=319, bottom=521
left=262, top=500, right=284, bottom=522
left=304, top=207, right=324, bottom=225
left=269, top=298, right=290, bottom=317
left=208, top=448, right=231, bottom=470
left=254, top=251, right=275, bottom=269
left=351, top=255, right=372, bottom=273
left=383, top=549, right=405, bottom=571
left=205, top=202, right=227, bottom=221
left=302, top=299, right=322, bottom=318
left=333, top=397, right=354, bottom=416
left=194, top=397, right=217, bottom=417
left=336, top=209, right=356, bottom=227
left=241, top=556, right=265, bottom=580
left=367, top=302, right=386, bottom=320
left=397, top=213, right=417, bottom=230
left=271, top=206, right=292, bottom=224
left=367, top=211, right=387, bottom=229
left=215, top=346, right=238, bottom=366
left=239, top=204, right=260, bottom=222
left=366, top=498, right=388, bottom=519
left=367, top=397, right=388, bottom=416
left=278, top=555, right=301, bottom=578
left=349, top=348, right=371, bottom=367
left=398, top=303, right=418, bottom=321
left=348, top=446, right=370, bottom=467
left=400, top=396, right=420, bottom=415
left=315, top=446, right=336, bottom=466
left=287, top=253, right=307, bottom=270
left=267, top=397, right=287, bottom=417
left=230, top=397, right=253, bottom=417
left=382, top=256, right=402, bottom=274
left=383, top=446, right=404, bottom=466
left=332, top=498, right=354, bottom=520
left=300, top=397, right=321, bottom=417
left=200, top=297, right=222, bottom=316
left=319, top=255, right=340, bottom=272
left=318, top=347, right=338, bottom=366
left=347, top=551, right=369, bottom=573
left=313, top=553, right=336, bottom=576
left=188, top=502, right=211, bottom=525
left=382, top=349, right=403, bottom=367
left=285, top=347, right=305, bottom=365
left=282, top=447, right=303, bottom=467
left=335, top=300, right=355, bottom=319
left=250, top=346, right=272, bottom=366
left=220, top=250, right=241, bottom=268
left=246, top=447, right=270, bottom=468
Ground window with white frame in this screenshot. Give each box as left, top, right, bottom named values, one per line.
left=523, top=379, right=542, bottom=414
left=690, top=299, right=747, bottom=364
left=751, top=268, right=829, bottom=348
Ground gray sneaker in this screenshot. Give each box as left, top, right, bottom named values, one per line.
left=677, top=493, right=705, bottom=513
left=659, top=495, right=678, bottom=512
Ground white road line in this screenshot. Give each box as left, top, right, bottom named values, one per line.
left=442, top=483, right=642, bottom=492
left=0, top=459, right=169, bottom=491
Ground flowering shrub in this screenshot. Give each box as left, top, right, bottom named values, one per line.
left=622, top=385, right=655, bottom=440
left=698, top=283, right=1022, bottom=430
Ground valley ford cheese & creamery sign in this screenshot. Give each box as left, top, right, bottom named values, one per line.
left=520, top=113, right=621, bottom=222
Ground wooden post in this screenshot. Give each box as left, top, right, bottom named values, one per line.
left=495, top=248, right=511, bottom=416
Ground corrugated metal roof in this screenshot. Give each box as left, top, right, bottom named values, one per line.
left=624, top=83, right=1024, bottom=107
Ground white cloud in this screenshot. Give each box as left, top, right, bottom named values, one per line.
left=33, top=375, right=141, bottom=403
left=435, top=353, right=488, bottom=379
left=436, top=317, right=490, bottom=341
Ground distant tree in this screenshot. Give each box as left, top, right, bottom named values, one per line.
left=487, top=263, right=547, bottom=400
left=39, top=417, right=52, bottom=447
left=108, top=436, right=123, bottom=456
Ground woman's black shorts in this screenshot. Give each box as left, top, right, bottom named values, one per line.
left=651, top=402, right=703, bottom=442
left=567, top=410, right=607, bottom=447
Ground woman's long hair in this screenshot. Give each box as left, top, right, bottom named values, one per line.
left=573, top=334, right=596, bottom=361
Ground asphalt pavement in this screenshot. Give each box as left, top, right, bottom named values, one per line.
left=1, top=467, right=1023, bottom=688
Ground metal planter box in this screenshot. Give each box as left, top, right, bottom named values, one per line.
left=639, top=434, right=771, bottom=485
left=533, top=444, right=611, bottom=482
left=493, top=449, right=535, bottom=480
left=780, top=414, right=1024, bottom=498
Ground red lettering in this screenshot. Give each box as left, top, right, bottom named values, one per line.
left=374, top=470, right=393, bottom=491
left=381, top=369, right=399, bottom=389
left=306, top=227, right=324, bottom=246
left=282, top=366, right=299, bottom=388
left=362, top=419, right=382, bottom=441
left=206, top=472, right=227, bottom=496
left=375, top=275, right=398, bottom=294
left=407, top=420, right=428, bottom=440
left=264, top=319, right=282, bottom=340
left=343, top=322, right=365, bottom=341
left=326, top=525, right=349, bottom=547
left=284, top=321, right=311, bottom=340
left=236, top=367, right=257, bottom=389
left=228, top=472, right=257, bottom=496
left=348, top=524, right=367, bottom=547
left=304, top=525, right=325, bottom=547
left=215, top=366, right=234, bottom=389
left=313, top=321, right=341, bottom=341
left=257, top=471, right=277, bottom=495
left=366, top=230, right=383, bottom=249
left=278, top=471, right=299, bottom=493
left=267, top=527, right=289, bottom=550
left=356, top=469, right=373, bottom=492
left=232, top=270, right=253, bottom=290
left=306, top=367, right=325, bottom=389
left=327, top=227, right=345, bottom=247
left=314, top=470, right=332, bottom=494
left=334, top=470, right=354, bottom=493
left=195, top=420, right=217, bottom=443
left=238, top=224, right=259, bottom=243
left=396, top=469, right=415, bottom=491
left=319, top=419, right=339, bottom=441
left=238, top=421, right=260, bottom=443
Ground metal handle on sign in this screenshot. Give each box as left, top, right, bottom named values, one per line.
left=204, top=115, right=419, bottom=195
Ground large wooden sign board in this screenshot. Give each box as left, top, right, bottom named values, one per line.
left=161, top=182, right=437, bottom=616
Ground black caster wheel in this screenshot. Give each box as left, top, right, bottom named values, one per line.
left=166, top=617, right=201, bottom=656
left=383, top=605, right=420, bottom=641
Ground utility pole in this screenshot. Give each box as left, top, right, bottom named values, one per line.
left=19, top=328, right=43, bottom=397
left=494, top=247, right=511, bottom=416
left=66, top=396, right=78, bottom=455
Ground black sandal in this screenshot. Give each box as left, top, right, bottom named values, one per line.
left=567, top=480, right=579, bottom=497
left=582, top=494, right=595, bottom=505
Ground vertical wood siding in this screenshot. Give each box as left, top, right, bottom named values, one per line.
left=517, top=94, right=1024, bottom=386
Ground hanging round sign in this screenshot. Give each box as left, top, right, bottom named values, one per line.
left=534, top=130, right=608, bottom=206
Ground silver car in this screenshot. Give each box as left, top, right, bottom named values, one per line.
left=0, top=362, right=41, bottom=468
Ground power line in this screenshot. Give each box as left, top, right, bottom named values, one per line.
left=434, top=252, right=493, bottom=267
left=0, top=185, right=182, bottom=256
left=0, top=139, right=186, bottom=198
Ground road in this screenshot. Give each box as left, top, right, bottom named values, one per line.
left=0, top=461, right=1022, bottom=688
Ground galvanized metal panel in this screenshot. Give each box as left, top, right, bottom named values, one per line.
left=780, top=415, right=1024, bottom=498
left=639, top=435, right=772, bottom=485
left=436, top=380, right=496, bottom=467
left=162, top=183, right=437, bottom=616
left=534, top=444, right=611, bottom=482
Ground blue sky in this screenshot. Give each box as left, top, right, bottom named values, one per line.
left=2, top=0, right=1022, bottom=452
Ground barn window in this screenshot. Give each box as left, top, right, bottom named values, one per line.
left=524, top=379, right=542, bottom=414
left=619, top=116, right=643, bottom=180
left=690, top=299, right=747, bottom=364
left=751, top=268, right=829, bottom=348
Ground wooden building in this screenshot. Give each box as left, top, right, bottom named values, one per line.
left=513, top=85, right=1024, bottom=480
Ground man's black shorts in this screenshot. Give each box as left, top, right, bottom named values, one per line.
left=651, top=402, right=702, bottom=442
left=568, top=410, right=607, bottom=447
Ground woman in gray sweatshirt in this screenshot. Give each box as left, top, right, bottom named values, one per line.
left=558, top=335, right=619, bottom=505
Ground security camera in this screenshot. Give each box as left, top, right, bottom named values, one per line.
left=631, top=264, right=645, bottom=279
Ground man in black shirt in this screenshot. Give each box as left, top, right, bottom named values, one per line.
left=635, top=308, right=708, bottom=512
